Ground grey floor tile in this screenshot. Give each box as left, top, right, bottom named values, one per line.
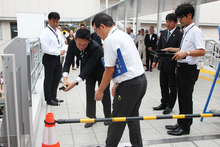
left=149, top=144, right=173, bottom=147
left=73, top=133, right=98, bottom=146
left=171, top=142, right=196, bottom=147
left=214, top=139, right=220, bottom=145
left=193, top=140, right=220, bottom=147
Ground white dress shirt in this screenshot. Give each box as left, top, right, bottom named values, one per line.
left=178, top=23, right=205, bottom=65
left=103, top=26, right=144, bottom=84
left=40, top=25, right=64, bottom=56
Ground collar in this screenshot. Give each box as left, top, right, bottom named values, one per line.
left=48, top=24, right=57, bottom=33
left=168, top=27, right=176, bottom=35
left=107, top=26, right=117, bottom=37
left=183, top=22, right=195, bottom=34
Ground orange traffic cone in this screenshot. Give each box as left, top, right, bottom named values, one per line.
left=42, top=113, right=60, bottom=147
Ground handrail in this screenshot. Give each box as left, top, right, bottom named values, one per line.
left=202, top=39, right=220, bottom=70
left=27, top=38, right=43, bottom=93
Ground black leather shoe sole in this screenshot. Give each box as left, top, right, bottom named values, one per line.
left=84, top=122, right=96, bottom=128
left=53, top=98, right=64, bottom=103
left=153, top=104, right=166, bottom=110
left=104, top=122, right=110, bottom=126
left=47, top=100, right=59, bottom=106
left=167, top=127, right=190, bottom=136
left=163, top=107, right=172, bottom=114
left=165, top=124, right=180, bottom=130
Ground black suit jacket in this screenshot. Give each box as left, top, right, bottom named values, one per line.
left=91, top=32, right=102, bottom=47
left=63, top=39, right=104, bottom=80
left=154, top=28, right=183, bottom=73
left=144, top=33, right=158, bottom=52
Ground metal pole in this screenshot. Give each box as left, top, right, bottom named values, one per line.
left=201, top=63, right=220, bottom=122
left=124, top=0, right=128, bottom=32
left=56, top=113, right=220, bottom=124
left=12, top=54, right=21, bottom=147
left=106, top=0, right=108, bottom=9
left=194, top=0, right=201, bottom=26
left=136, top=0, right=141, bottom=36
left=157, top=0, right=163, bottom=36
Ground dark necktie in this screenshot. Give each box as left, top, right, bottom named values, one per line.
left=167, top=31, right=171, bottom=40
left=80, top=50, right=84, bottom=61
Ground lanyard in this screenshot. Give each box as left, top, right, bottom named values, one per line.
left=180, top=24, right=195, bottom=49
left=47, top=26, right=60, bottom=45
left=112, top=28, right=118, bottom=34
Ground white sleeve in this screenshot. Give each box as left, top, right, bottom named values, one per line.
left=103, top=38, right=119, bottom=67
left=193, top=30, right=205, bottom=50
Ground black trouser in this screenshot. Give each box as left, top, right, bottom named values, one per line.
left=86, top=73, right=111, bottom=118
left=106, top=74, right=147, bottom=147
left=177, top=63, right=199, bottom=132
left=71, top=56, right=79, bottom=68
left=42, top=54, right=62, bottom=102
left=160, top=69, right=177, bottom=109
left=146, top=50, right=153, bottom=70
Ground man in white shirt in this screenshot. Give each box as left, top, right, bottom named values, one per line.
left=126, top=26, right=136, bottom=42
left=40, top=12, right=66, bottom=106
left=92, top=13, right=147, bottom=147
left=162, top=3, right=205, bottom=136
left=136, top=29, right=146, bottom=65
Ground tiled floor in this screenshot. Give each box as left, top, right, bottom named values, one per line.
left=37, top=66, right=220, bottom=147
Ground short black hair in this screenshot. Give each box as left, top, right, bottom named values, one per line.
left=175, top=3, right=195, bottom=19
left=48, top=12, right=60, bottom=20
left=92, top=13, right=114, bottom=28
left=80, top=24, right=85, bottom=27
left=75, top=28, right=90, bottom=41
left=166, top=13, right=178, bottom=22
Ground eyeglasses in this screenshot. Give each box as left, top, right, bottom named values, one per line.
left=177, top=16, right=185, bottom=20
left=94, top=26, right=100, bottom=32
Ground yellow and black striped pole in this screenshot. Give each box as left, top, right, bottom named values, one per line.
left=56, top=113, right=220, bottom=124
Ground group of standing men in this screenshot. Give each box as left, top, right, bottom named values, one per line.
left=40, top=2, right=205, bottom=147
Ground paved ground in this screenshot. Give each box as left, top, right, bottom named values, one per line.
left=36, top=66, right=220, bottom=147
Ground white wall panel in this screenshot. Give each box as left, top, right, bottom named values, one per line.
left=2, top=0, right=16, bottom=17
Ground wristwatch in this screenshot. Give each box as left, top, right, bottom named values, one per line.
left=75, top=80, right=79, bottom=85
left=187, top=51, right=190, bottom=56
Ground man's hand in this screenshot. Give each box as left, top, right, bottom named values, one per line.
left=148, top=47, right=152, bottom=50
left=161, top=48, right=169, bottom=52
left=94, top=89, right=104, bottom=101
left=111, top=83, right=118, bottom=98
left=172, top=51, right=187, bottom=60
left=64, top=82, right=76, bottom=92
left=63, top=77, right=70, bottom=86
left=60, top=50, right=66, bottom=56
left=152, top=62, right=157, bottom=69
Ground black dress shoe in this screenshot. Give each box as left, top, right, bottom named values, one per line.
left=167, top=127, right=190, bottom=136
left=84, top=122, right=96, bottom=128
left=153, top=104, right=166, bottom=110
left=165, top=124, right=179, bottom=130
left=47, top=100, right=59, bottom=106
left=163, top=107, right=172, bottom=114
left=53, top=98, right=64, bottom=103
left=104, top=122, right=110, bottom=126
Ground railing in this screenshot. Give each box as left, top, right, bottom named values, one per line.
left=203, top=39, right=220, bottom=70
left=27, top=38, right=43, bottom=93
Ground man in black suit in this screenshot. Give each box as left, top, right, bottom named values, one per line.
left=144, top=26, right=157, bottom=71
left=152, top=13, right=183, bottom=114
left=62, top=28, right=111, bottom=128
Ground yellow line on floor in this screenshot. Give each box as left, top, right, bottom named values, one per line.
left=199, top=76, right=220, bottom=84
left=200, top=69, right=216, bottom=75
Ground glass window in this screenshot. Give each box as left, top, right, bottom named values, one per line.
left=0, top=22, right=2, bottom=40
